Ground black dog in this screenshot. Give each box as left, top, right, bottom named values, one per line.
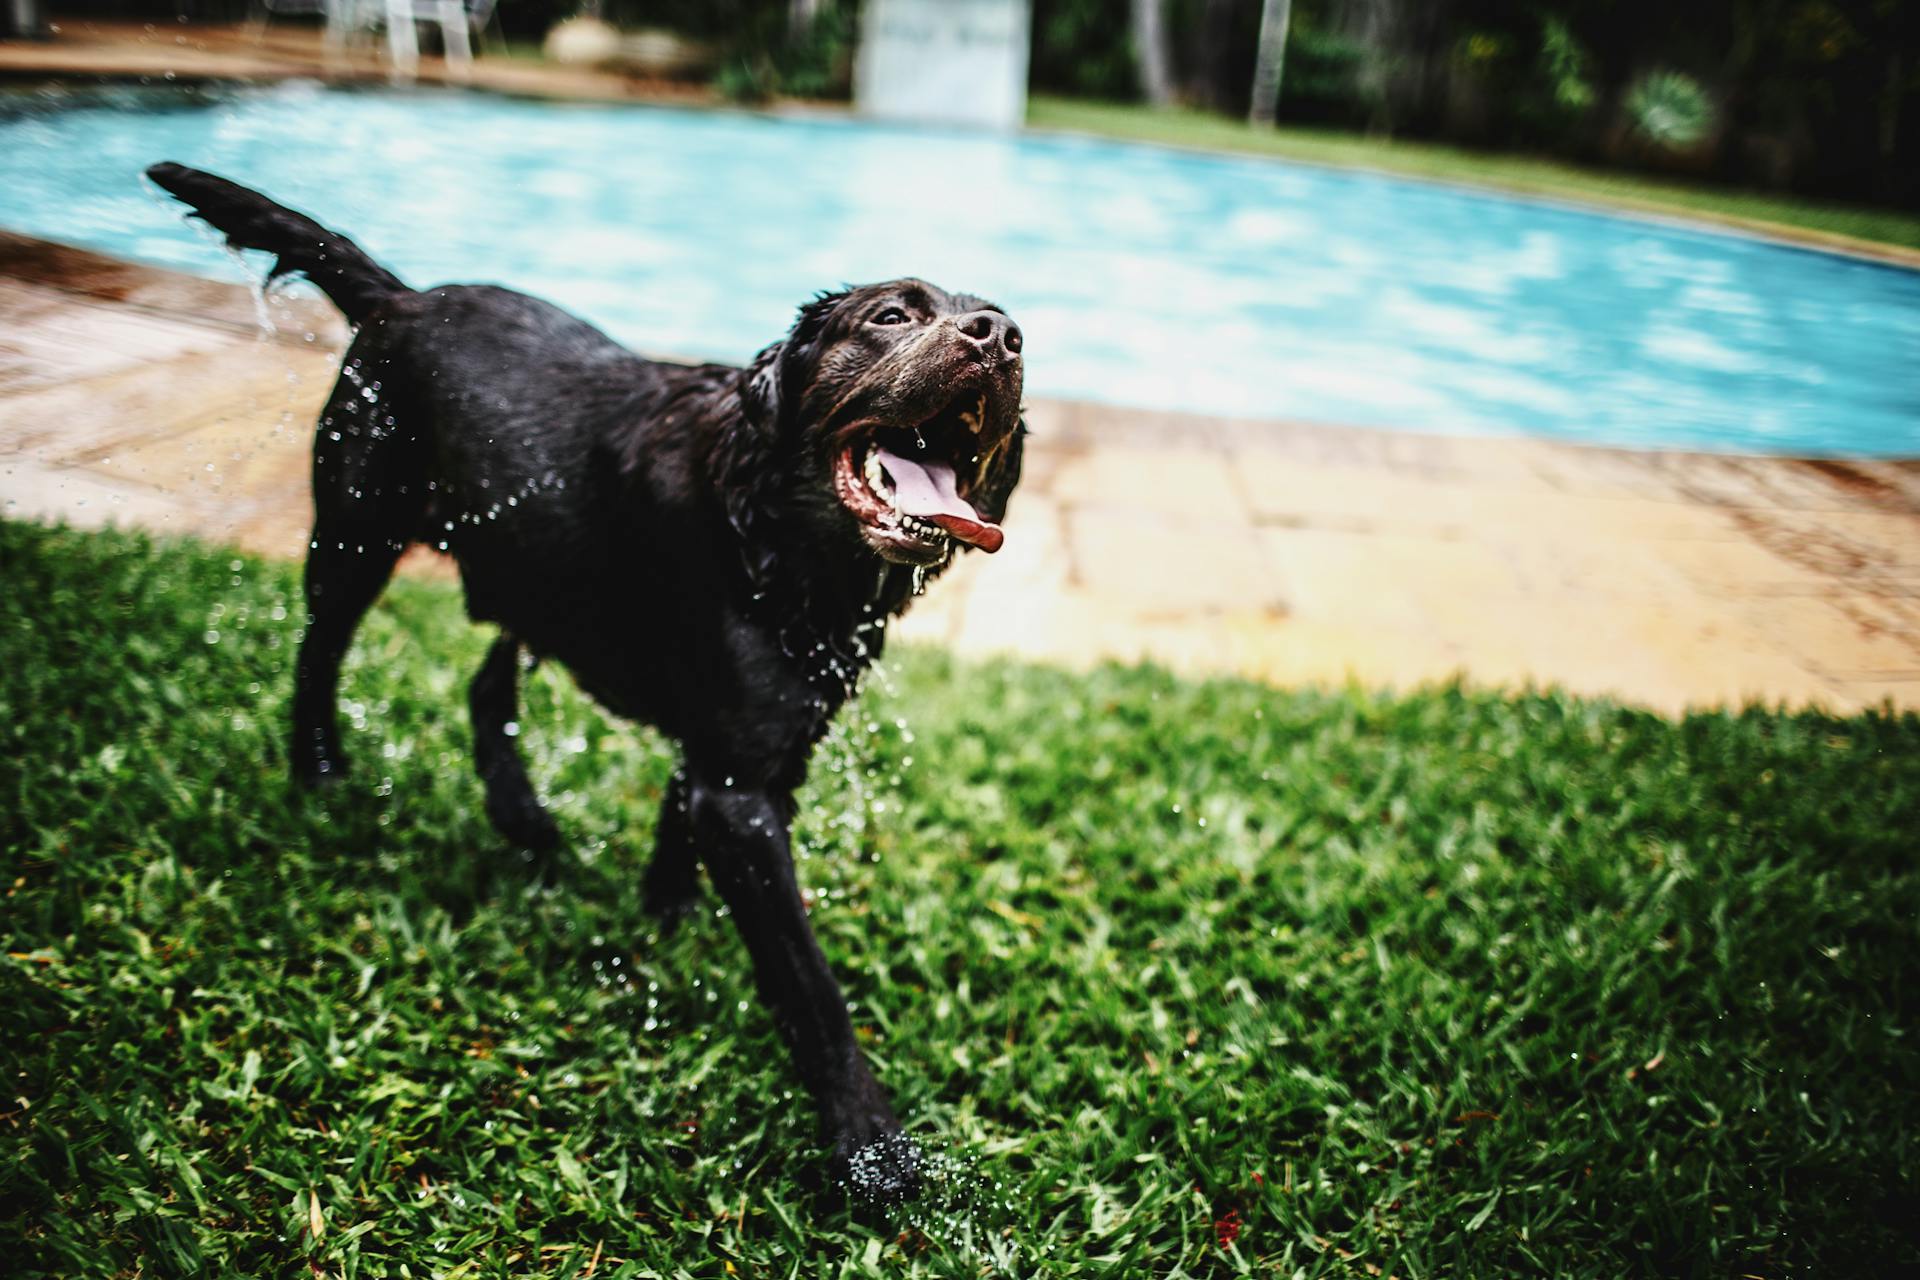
left=147, top=162, right=1024, bottom=1197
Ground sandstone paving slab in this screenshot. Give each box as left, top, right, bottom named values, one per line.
left=0, top=343, right=335, bottom=462
left=1717, top=507, right=1920, bottom=587
left=1, top=453, right=197, bottom=533
left=2, top=232, right=349, bottom=347
left=1064, top=503, right=1284, bottom=616
left=1730, top=596, right=1920, bottom=683
left=1260, top=526, right=1514, bottom=632
left=1656, top=536, right=1869, bottom=599
left=1231, top=444, right=1767, bottom=547
left=1471, top=594, right=1841, bottom=713
left=1046, top=444, right=1246, bottom=519
left=0, top=279, right=243, bottom=397
left=1828, top=678, right=1920, bottom=714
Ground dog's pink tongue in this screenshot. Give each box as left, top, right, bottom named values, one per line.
left=874, top=446, right=1004, bottom=553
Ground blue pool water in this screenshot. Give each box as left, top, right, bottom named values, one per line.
left=3, top=84, right=1917, bottom=456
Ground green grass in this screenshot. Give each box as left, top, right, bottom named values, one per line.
left=1026, top=96, right=1920, bottom=255
left=3, top=520, right=1917, bottom=1277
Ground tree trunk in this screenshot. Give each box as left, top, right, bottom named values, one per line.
left=789, top=0, right=822, bottom=41
left=1248, top=0, right=1292, bottom=125
left=1132, top=0, right=1175, bottom=108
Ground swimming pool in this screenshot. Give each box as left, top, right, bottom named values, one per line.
left=3, top=84, right=1917, bottom=456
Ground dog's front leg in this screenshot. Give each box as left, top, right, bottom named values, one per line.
left=683, top=769, right=919, bottom=1198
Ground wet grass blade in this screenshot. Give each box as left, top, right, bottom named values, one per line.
left=2, top=519, right=1917, bottom=1275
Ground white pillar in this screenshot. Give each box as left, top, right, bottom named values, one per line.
left=385, top=0, right=420, bottom=80
left=856, top=0, right=1031, bottom=131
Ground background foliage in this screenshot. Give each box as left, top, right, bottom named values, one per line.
left=33, top=0, right=1920, bottom=205
left=1029, top=0, right=1920, bottom=207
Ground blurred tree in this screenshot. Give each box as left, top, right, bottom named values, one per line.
left=1336, top=0, right=1455, bottom=132
left=1132, top=0, right=1176, bottom=104
left=1031, top=0, right=1140, bottom=99
left=1248, top=0, right=1292, bottom=123
left=711, top=0, right=853, bottom=100
left=1279, top=19, right=1374, bottom=124
left=1186, top=0, right=1248, bottom=112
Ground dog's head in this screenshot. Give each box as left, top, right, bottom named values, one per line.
left=734, top=279, right=1026, bottom=568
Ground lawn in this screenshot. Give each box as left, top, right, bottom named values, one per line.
left=1026, top=96, right=1920, bottom=257
left=2, top=520, right=1916, bottom=1277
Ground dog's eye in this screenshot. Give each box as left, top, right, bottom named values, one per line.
left=869, top=307, right=910, bottom=326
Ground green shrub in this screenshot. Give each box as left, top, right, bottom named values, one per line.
left=1624, top=68, right=1717, bottom=152
left=1505, top=14, right=1597, bottom=147
left=1537, top=15, right=1595, bottom=115
left=1279, top=24, right=1375, bottom=125
left=709, top=0, right=857, bottom=102
left=1030, top=0, right=1138, bottom=101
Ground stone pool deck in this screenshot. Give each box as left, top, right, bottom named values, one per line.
left=0, top=18, right=720, bottom=105
left=3, top=232, right=1918, bottom=715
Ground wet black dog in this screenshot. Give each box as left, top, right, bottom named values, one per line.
left=147, top=162, right=1025, bottom=1197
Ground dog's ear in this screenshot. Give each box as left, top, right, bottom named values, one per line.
left=721, top=290, right=852, bottom=594
left=739, top=340, right=786, bottom=433
left=740, top=289, right=849, bottom=433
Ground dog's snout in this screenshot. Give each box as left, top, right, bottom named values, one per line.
left=955, top=310, right=1022, bottom=359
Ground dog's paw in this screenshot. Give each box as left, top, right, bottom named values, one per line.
left=481, top=795, right=565, bottom=886
left=641, top=862, right=702, bottom=930
left=833, top=1129, right=923, bottom=1205
left=485, top=791, right=563, bottom=854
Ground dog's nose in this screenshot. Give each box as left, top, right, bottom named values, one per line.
left=955, top=310, right=1022, bottom=359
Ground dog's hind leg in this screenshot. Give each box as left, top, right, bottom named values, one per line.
left=288, top=537, right=397, bottom=786
left=642, top=768, right=702, bottom=924
left=469, top=633, right=562, bottom=857
left=293, top=526, right=405, bottom=785
left=291, top=368, right=423, bottom=785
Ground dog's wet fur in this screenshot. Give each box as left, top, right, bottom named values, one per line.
left=147, top=162, right=1025, bottom=1198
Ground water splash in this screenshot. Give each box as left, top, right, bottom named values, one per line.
left=241, top=260, right=276, bottom=337
left=843, top=1137, right=1027, bottom=1275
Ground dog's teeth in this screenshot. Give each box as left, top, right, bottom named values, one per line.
left=863, top=448, right=892, bottom=498
left=895, top=513, right=948, bottom=543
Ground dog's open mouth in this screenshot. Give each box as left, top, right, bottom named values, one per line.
left=832, top=390, right=1005, bottom=563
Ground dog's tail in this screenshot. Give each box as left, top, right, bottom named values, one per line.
left=146, top=162, right=410, bottom=326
